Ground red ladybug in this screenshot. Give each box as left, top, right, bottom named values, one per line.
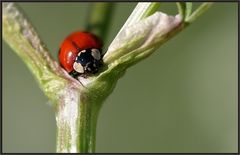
left=58, top=31, right=103, bottom=78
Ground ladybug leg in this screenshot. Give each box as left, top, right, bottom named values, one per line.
left=69, top=70, right=80, bottom=79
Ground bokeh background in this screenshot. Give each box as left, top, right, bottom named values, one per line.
left=2, top=2, right=238, bottom=153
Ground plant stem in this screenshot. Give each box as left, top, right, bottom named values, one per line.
left=85, top=2, right=115, bottom=43
left=176, top=2, right=186, bottom=20
left=140, top=2, right=160, bottom=19
left=186, top=2, right=213, bottom=23
left=3, top=2, right=213, bottom=153
left=2, top=2, right=71, bottom=103
left=56, top=87, right=102, bottom=153
left=79, top=98, right=100, bottom=152
left=55, top=3, right=118, bottom=152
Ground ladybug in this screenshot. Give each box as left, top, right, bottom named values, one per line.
left=58, top=31, right=103, bottom=78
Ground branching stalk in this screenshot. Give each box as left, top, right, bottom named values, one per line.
left=2, top=2, right=213, bottom=153
left=186, top=3, right=213, bottom=23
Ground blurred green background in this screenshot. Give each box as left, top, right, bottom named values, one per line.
left=2, top=2, right=237, bottom=153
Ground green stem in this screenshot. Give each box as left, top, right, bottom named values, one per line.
left=56, top=88, right=102, bottom=153
left=176, top=2, right=186, bottom=20
left=3, top=2, right=213, bottom=153
left=140, top=2, right=160, bottom=19
left=186, top=2, right=213, bottom=23
left=185, top=2, right=193, bottom=19
left=56, top=3, right=116, bottom=152
left=79, top=98, right=100, bottom=152
left=2, top=2, right=70, bottom=104
left=85, top=2, right=115, bottom=43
